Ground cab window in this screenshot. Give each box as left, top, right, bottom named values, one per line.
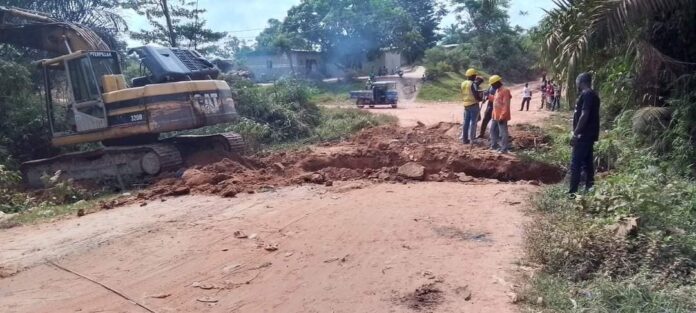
left=68, top=57, right=100, bottom=102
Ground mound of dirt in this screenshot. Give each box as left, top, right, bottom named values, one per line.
left=136, top=122, right=563, bottom=200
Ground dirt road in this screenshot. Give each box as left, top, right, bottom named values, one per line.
left=0, top=85, right=555, bottom=313
left=361, top=71, right=551, bottom=127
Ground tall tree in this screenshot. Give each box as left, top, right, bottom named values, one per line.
left=254, top=19, right=308, bottom=75
left=125, top=0, right=225, bottom=53
left=255, top=19, right=284, bottom=53
left=279, top=0, right=420, bottom=69
left=423, top=0, right=535, bottom=81
left=396, top=0, right=446, bottom=61
left=211, top=36, right=252, bottom=59
left=451, top=0, right=511, bottom=52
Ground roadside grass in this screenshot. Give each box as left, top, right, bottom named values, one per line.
left=518, top=114, right=572, bottom=169
left=418, top=70, right=492, bottom=102
left=310, top=80, right=364, bottom=105
left=523, top=273, right=696, bottom=313
left=313, top=107, right=397, bottom=141
left=519, top=114, right=696, bottom=312
left=0, top=193, right=118, bottom=228
left=418, top=71, right=466, bottom=102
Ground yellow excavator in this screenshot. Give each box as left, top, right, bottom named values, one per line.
left=0, top=6, right=244, bottom=187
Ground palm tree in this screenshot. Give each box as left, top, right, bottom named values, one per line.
left=542, top=0, right=695, bottom=101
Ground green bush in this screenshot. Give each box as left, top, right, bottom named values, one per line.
left=423, top=35, right=535, bottom=83
left=231, top=78, right=320, bottom=142
left=0, top=165, right=32, bottom=214
left=0, top=60, right=55, bottom=167
left=181, top=77, right=394, bottom=151
left=426, top=61, right=454, bottom=80
left=423, top=46, right=469, bottom=79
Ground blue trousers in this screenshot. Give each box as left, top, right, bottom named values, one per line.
left=462, top=104, right=480, bottom=143
left=490, top=120, right=509, bottom=151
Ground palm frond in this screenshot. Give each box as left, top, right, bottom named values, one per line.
left=632, top=106, right=671, bottom=135
left=542, top=0, right=695, bottom=101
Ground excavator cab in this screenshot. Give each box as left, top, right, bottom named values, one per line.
left=41, top=51, right=122, bottom=135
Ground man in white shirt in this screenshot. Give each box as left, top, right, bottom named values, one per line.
left=520, top=83, right=532, bottom=111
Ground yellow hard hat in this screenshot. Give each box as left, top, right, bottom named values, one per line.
left=465, top=68, right=477, bottom=77
left=489, top=75, right=502, bottom=84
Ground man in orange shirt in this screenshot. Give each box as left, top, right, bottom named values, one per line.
left=489, top=75, right=511, bottom=153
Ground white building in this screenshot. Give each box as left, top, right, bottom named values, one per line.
left=241, top=50, right=405, bottom=82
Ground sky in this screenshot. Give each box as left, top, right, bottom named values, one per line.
left=124, top=0, right=554, bottom=45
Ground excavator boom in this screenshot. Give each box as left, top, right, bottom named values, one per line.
left=0, top=6, right=109, bottom=54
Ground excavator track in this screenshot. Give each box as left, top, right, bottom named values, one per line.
left=162, top=132, right=245, bottom=156
left=21, top=132, right=245, bottom=188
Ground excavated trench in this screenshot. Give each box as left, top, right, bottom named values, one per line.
left=134, top=123, right=563, bottom=201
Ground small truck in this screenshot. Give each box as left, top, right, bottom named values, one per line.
left=349, top=81, right=398, bottom=108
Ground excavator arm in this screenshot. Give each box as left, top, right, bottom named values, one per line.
left=0, top=6, right=109, bottom=54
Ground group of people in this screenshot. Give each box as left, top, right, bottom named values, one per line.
left=540, top=79, right=562, bottom=111
left=518, top=78, right=563, bottom=112
left=460, top=68, right=512, bottom=154
left=460, top=68, right=601, bottom=195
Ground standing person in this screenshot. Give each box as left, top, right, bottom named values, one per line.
left=554, top=82, right=563, bottom=111
left=520, top=82, right=532, bottom=111
left=478, top=81, right=498, bottom=138
left=489, top=75, right=512, bottom=153
left=546, top=80, right=555, bottom=110
left=460, top=68, right=483, bottom=144
left=569, top=72, right=600, bottom=194
left=540, top=80, right=547, bottom=109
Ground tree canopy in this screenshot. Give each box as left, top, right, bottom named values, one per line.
left=253, top=0, right=443, bottom=67
left=124, top=0, right=226, bottom=54
left=424, top=0, right=536, bottom=82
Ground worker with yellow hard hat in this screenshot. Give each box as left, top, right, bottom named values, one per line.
left=489, top=74, right=512, bottom=153
left=460, top=68, right=483, bottom=144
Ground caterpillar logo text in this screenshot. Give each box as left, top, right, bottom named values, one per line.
left=193, top=93, right=221, bottom=114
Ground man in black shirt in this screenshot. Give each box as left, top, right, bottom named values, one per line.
left=478, top=78, right=495, bottom=138
left=569, top=72, right=600, bottom=194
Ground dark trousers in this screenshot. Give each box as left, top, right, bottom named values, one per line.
left=520, top=97, right=531, bottom=111
left=551, top=96, right=561, bottom=111
left=479, top=102, right=493, bottom=137
left=569, top=140, right=595, bottom=193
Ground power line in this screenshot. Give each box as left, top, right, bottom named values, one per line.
left=226, top=27, right=265, bottom=33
